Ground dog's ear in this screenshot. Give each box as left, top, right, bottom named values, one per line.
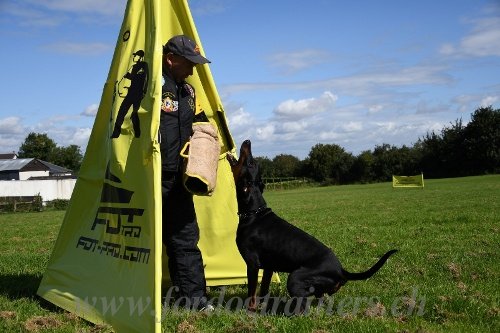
left=259, top=181, right=265, bottom=193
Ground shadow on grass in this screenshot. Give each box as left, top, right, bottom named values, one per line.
left=0, top=273, right=64, bottom=312
left=0, top=273, right=42, bottom=299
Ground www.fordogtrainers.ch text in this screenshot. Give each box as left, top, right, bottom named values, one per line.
left=75, top=286, right=425, bottom=321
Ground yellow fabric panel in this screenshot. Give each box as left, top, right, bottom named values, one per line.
left=392, top=174, right=425, bottom=188
left=38, top=0, right=163, bottom=331
left=37, top=1, right=248, bottom=332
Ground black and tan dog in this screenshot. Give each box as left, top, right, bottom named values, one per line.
left=227, top=140, right=397, bottom=311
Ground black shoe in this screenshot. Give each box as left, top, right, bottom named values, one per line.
left=187, top=296, right=215, bottom=312
left=196, top=298, right=215, bottom=312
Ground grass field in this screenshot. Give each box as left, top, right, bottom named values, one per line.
left=0, top=175, right=499, bottom=332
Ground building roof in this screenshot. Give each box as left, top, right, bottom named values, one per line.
left=38, top=160, right=72, bottom=174
left=0, top=153, right=17, bottom=159
left=0, top=158, right=34, bottom=172
left=0, top=158, right=72, bottom=173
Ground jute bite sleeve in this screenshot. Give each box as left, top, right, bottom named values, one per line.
left=180, top=122, right=220, bottom=196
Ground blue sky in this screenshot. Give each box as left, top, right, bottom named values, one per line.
left=1, top=0, right=499, bottom=159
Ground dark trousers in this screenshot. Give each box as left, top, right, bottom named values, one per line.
left=162, top=171, right=206, bottom=302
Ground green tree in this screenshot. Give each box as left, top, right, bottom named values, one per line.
left=272, top=154, right=301, bottom=177
left=416, top=107, right=500, bottom=177
left=463, top=106, right=500, bottom=174
left=306, top=143, right=354, bottom=184
left=18, top=132, right=57, bottom=161
left=18, top=132, right=82, bottom=172
left=416, top=117, right=471, bottom=178
left=440, top=119, right=466, bottom=177
left=371, top=143, right=418, bottom=181
left=254, top=156, right=274, bottom=178
left=351, top=150, right=374, bottom=183
left=397, top=145, right=420, bottom=176
left=371, top=144, right=393, bottom=181
left=50, top=145, right=83, bottom=172
left=414, top=132, right=444, bottom=178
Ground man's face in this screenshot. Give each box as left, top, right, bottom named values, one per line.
left=166, top=53, right=196, bottom=82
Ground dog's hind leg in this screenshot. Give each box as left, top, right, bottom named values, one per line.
left=287, top=268, right=317, bottom=298
left=286, top=268, right=317, bottom=314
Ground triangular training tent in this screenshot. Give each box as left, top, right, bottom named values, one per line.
left=37, top=0, right=247, bottom=332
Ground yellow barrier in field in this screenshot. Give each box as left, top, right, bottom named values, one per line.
left=392, top=173, right=424, bottom=188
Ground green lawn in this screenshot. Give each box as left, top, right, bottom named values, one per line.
left=1, top=175, right=499, bottom=332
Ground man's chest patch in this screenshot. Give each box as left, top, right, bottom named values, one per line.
left=161, top=92, right=178, bottom=113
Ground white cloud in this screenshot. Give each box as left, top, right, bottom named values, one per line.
left=375, top=121, right=397, bottom=132
left=226, top=98, right=471, bottom=158
left=255, top=124, right=275, bottom=141
left=0, top=117, right=24, bottom=135
left=452, top=94, right=477, bottom=105
left=342, top=122, right=363, bottom=132
left=0, top=117, right=26, bottom=153
left=82, top=104, right=99, bottom=117
left=70, top=128, right=92, bottom=149
left=0, top=138, right=22, bottom=154
left=318, top=130, right=342, bottom=141
left=460, top=21, right=500, bottom=56
left=439, top=43, right=456, bottom=55
left=27, top=0, right=125, bottom=17
left=1, top=2, right=65, bottom=27
left=309, top=66, right=451, bottom=96
left=0, top=112, right=94, bottom=154
left=359, top=65, right=451, bottom=87
left=36, top=125, right=91, bottom=151
left=368, top=105, right=383, bottom=114
left=426, top=121, right=445, bottom=134
left=480, top=95, right=499, bottom=107
left=190, top=0, right=233, bottom=16
left=440, top=16, right=500, bottom=57
left=274, top=91, right=338, bottom=118
left=226, top=107, right=254, bottom=129
left=416, top=101, right=452, bottom=115
left=45, top=42, right=112, bottom=55
left=451, top=93, right=500, bottom=113
left=268, top=49, right=332, bottom=74
left=3, top=0, right=125, bottom=28
left=225, top=107, right=258, bottom=144
left=281, top=120, right=309, bottom=133
left=223, top=64, right=452, bottom=99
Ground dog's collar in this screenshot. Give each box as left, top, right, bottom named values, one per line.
left=238, top=205, right=270, bottom=220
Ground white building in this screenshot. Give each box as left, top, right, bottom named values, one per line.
left=0, top=158, right=76, bottom=202
left=0, top=158, right=73, bottom=180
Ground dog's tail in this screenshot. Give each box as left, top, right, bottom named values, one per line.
left=342, top=249, right=398, bottom=281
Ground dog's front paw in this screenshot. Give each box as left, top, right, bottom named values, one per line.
left=226, top=153, right=238, bottom=166
left=246, top=306, right=257, bottom=314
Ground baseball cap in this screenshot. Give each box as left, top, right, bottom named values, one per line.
left=163, top=35, right=211, bottom=64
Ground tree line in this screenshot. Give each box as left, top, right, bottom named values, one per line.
left=256, top=106, right=499, bottom=184
left=17, top=133, right=83, bottom=173
left=14, top=106, right=499, bottom=182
